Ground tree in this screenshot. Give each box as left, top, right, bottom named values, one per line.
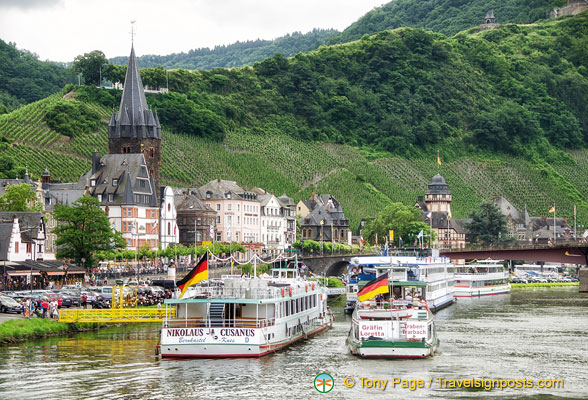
left=466, top=202, right=508, bottom=245
left=72, top=50, right=108, bottom=86
left=53, top=195, right=125, bottom=270
left=0, top=183, right=41, bottom=211
left=362, top=202, right=432, bottom=246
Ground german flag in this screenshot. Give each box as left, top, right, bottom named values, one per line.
left=357, top=273, right=389, bottom=302
left=177, top=255, right=208, bottom=298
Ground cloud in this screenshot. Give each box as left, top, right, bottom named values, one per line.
left=0, top=0, right=63, bottom=10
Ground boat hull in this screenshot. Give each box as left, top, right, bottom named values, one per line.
left=454, top=284, right=511, bottom=297
left=348, top=338, right=439, bottom=359
left=160, top=314, right=333, bottom=358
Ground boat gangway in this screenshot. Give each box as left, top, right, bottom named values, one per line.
left=59, top=308, right=175, bottom=323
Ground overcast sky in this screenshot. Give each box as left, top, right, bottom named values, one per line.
left=0, top=0, right=386, bottom=62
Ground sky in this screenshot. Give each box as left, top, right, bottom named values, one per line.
left=0, top=0, right=387, bottom=62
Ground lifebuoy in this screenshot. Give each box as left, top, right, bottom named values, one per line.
left=289, top=287, right=293, bottom=296
left=305, top=284, right=308, bottom=292
left=281, top=288, right=285, bottom=297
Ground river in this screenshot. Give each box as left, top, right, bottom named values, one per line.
left=0, top=288, right=586, bottom=399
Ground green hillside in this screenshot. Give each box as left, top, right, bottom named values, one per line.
left=0, top=39, right=74, bottom=113
left=1, top=14, right=588, bottom=230
left=328, top=0, right=566, bottom=45
left=0, top=90, right=587, bottom=230
left=109, top=29, right=339, bottom=70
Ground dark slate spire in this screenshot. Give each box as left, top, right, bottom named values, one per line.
left=108, top=45, right=161, bottom=140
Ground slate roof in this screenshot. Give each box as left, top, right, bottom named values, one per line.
left=0, top=211, right=43, bottom=242
left=299, top=194, right=349, bottom=227
left=197, top=179, right=259, bottom=202
left=108, top=45, right=161, bottom=140
left=80, top=153, right=157, bottom=207
left=426, top=174, right=451, bottom=195
left=175, top=194, right=214, bottom=213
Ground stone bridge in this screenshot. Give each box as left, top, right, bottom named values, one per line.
left=299, top=253, right=376, bottom=277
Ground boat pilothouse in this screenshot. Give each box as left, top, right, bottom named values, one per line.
left=159, top=264, right=332, bottom=358
left=347, top=267, right=439, bottom=359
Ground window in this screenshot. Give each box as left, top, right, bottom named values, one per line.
left=112, top=179, right=118, bottom=186
left=227, top=204, right=232, bottom=211
left=216, top=232, right=222, bottom=241
left=237, top=216, right=240, bottom=224
left=14, top=242, right=19, bottom=253
left=167, top=222, right=171, bottom=235
left=216, top=204, right=221, bottom=211
left=97, top=194, right=102, bottom=202
left=122, top=146, right=131, bottom=153
left=168, top=203, right=171, bottom=212
left=227, top=216, right=232, bottom=225
left=216, top=216, right=221, bottom=224
left=235, top=232, right=239, bottom=241
left=140, top=180, right=146, bottom=188
left=237, top=204, right=240, bottom=211
left=206, top=191, right=212, bottom=199
left=26, top=243, right=32, bottom=253
left=90, top=180, right=96, bottom=187
left=150, top=147, right=155, bottom=158
left=108, top=194, right=114, bottom=202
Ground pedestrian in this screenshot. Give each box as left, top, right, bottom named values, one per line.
left=23, top=299, right=29, bottom=319
left=52, top=301, right=59, bottom=320
left=90, top=293, right=96, bottom=309
left=81, top=293, right=87, bottom=309
left=42, top=298, right=49, bottom=318
left=29, top=298, right=35, bottom=318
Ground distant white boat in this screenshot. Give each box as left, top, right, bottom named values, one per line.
left=454, top=259, right=510, bottom=297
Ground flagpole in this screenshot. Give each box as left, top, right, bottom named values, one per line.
left=574, top=204, right=577, bottom=241
left=553, top=202, right=556, bottom=244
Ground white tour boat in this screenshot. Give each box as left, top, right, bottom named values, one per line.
left=158, top=265, right=333, bottom=358
left=454, top=259, right=510, bottom=297
left=348, top=251, right=455, bottom=312
left=347, top=274, right=439, bottom=358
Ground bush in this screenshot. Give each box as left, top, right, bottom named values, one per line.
left=45, top=99, right=101, bottom=137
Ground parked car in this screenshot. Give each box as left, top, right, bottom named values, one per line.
left=0, top=295, right=22, bottom=314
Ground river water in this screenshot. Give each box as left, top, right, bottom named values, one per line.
left=0, top=288, right=586, bottom=399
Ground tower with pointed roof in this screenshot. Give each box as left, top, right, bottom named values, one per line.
left=108, top=44, right=162, bottom=203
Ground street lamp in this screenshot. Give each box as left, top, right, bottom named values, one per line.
left=99, top=63, right=108, bottom=88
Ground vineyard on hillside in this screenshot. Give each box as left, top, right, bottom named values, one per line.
left=0, top=90, right=587, bottom=229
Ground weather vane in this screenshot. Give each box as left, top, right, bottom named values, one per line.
left=130, top=20, right=136, bottom=44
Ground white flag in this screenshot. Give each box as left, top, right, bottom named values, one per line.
left=426, top=212, right=432, bottom=219
left=417, top=230, right=424, bottom=239
left=226, top=224, right=231, bottom=241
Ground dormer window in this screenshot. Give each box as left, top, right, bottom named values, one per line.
left=206, top=191, right=212, bottom=199
left=90, top=179, right=96, bottom=187
left=108, top=194, right=114, bottom=202
left=225, top=192, right=231, bottom=199
left=97, top=194, right=102, bottom=202
left=112, top=179, right=118, bottom=187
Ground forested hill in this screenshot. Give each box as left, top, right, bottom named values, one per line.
left=2, top=14, right=588, bottom=226
left=0, top=39, right=74, bottom=114
left=327, top=0, right=566, bottom=45
left=109, top=29, right=338, bottom=70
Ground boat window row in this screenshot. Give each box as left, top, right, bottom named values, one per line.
left=423, top=267, right=450, bottom=275
left=277, top=294, right=317, bottom=319
left=471, top=279, right=508, bottom=287
left=426, top=280, right=453, bottom=293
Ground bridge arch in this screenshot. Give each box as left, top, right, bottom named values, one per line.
left=325, top=260, right=350, bottom=277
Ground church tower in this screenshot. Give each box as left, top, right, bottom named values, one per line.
left=425, top=174, right=452, bottom=216
left=108, top=44, right=162, bottom=203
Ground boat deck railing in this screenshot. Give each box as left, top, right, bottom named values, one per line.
left=356, top=300, right=427, bottom=311
left=164, top=317, right=275, bottom=328
left=185, top=284, right=318, bottom=300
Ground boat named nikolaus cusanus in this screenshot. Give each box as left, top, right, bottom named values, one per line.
left=158, top=255, right=333, bottom=358
left=454, top=259, right=510, bottom=297
left=347, top=267, right=439, bottom=359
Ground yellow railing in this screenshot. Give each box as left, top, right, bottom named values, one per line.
left=59, top=308, right=176, bottom=323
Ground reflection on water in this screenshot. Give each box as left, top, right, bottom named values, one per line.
left=0, top=288, right=586, bottom=399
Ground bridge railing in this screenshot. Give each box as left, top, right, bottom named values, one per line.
left=59, top=308, right=176, bottom=323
